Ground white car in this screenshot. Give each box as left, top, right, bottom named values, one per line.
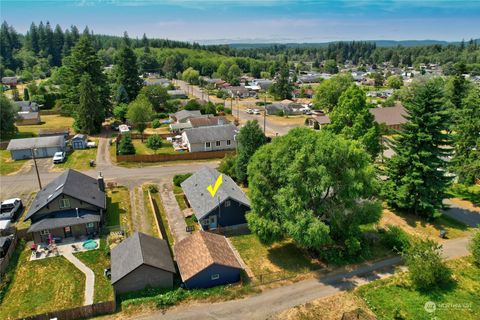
left=52, top=151, right=66, bottom=164
left=246, top=108, right=254, bottom=114
left=0, top=198, right=23, bottom=221
left=253, top=109, right=261, bottom=115
left=86, top=141, right=96, bottom=148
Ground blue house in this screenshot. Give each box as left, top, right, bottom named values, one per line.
left=174, top=231, right=243, bottom=289
left=71, top=134, right=88, bottom=149
left=180, top=167, right=250, bottom=232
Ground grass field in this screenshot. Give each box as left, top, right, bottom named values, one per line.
left=0, top=241, right=85, bottom=320
left=356, top=256, right=480, bottom=320
left=74, top=239, right=114, bottom=303
left=16, top=115, right=74, bottom=136
left=0, top=150, right=28, bottom=175
left=53, top=139, right=98, bottom=172
left=106, top=186, right=132, bottom=234
left=132, top=139, right=177, bottom=155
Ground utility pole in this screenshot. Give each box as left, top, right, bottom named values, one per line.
left=236, top=91, right=240, bottom=121
left=31, top=148, right=42, bottom=190
left=263, top=92, right=267, bottom=135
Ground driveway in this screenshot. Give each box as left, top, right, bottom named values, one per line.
left=96, top=137, right=112, bottom=168
left=443, top=199, right=480, bottom=227
left=159, top=181, right=189, bottom=245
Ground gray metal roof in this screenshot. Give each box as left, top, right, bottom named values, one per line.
left=7, top=136, right=65, bottom=151
left=72, top=134, right=87, bottom=140
left=111, top=232, right=176, bottom=284
left=17, top=111, right=40, bottom=120
left=180, top=167, right=250, bottom=220
left=171, top=110, right=202, bottom=122
left=24, top=169, right=106, bottom=221
left=27, top=209, right=100, bottom=232
left=182, top=124, right=237, bottom=144
left=15, top=101, right=40, bottom=112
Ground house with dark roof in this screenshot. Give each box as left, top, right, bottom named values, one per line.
left=14, top=101, right=41, bottom=125
left=174, top=231, right=243, bottom=289
left=7, top=136, right=65, bottom=160
left=181, top=167, right=250, bottom=231
left=111, top=232, right=176, bottom=294
left=181, top=124, right=237, bottom=153
left=24, top=169, right=106, bottom=244
left=167, top=89, right=187, bottom=99
left=170, top=110, right=203, bottom=123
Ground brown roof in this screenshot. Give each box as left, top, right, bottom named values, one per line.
left=174, top=231, right=242, bottom=282
left=189, top=116, right=229, bottom=128
left=368, top=104, right=407, bottom=126
left=311, top=115, right=331, bottom=125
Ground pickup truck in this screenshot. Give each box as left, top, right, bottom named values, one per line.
left=0, top=198, right=23, bottom=221
left=52, top=151, right=66, bottom=164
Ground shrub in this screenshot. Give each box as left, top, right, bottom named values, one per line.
left=275, top=109, right=285, bottom=117
left=155, top=112, right=169, bottom=119
left=345, top=237, right=362, bottom=256
left=469, top=227, right=480, bottom=265
left=380, top=225, right=411, bottom=253
left=151, top=119, right=161, bottom=128
left=173, top=173, right=193, bottom=187
left=118, top=133, right=136, bottom=155
left=218, top=153, right=237, bottom=180
left=145, top=134, right=163, bottom=153
left=403, top=238, right=452, bottom=289
left=148, top=184, right=159, bottom=193
left=224, top=108, right=232, bottom=114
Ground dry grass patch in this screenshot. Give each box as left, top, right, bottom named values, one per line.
left=16, top=115, right=74, bottom=136
left=0, top=150, right=28, bottom=175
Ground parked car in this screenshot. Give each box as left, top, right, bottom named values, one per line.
left=0, top=198, right=23, bottom=221
left=52, top=151, right=66, bottom=164
left=253, top=109, right=261, bottom=115
left=86, top=141, right=96, bottom=148
left=246, top=108, right=254, bottom=114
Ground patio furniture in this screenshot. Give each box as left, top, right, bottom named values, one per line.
left=71, top=244, right=78, bottom=252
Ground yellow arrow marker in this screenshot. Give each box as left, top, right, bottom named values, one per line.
left=207, top=174, right=223, bottom=197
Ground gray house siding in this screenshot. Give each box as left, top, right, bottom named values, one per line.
left=199, top=198, right=248, bottom=230
left=113, top=264, right=174, bottom=294
left=71, top=139, right=87, bottom=149
left=188, top=139, right=236, bottom=153
left=32, top=194, right=100, bottom=222
left=184, top=263, right=241, bottom=289
left=32, top=222, right=99, bottom=243
left=10, top=145, right=64, bottom=160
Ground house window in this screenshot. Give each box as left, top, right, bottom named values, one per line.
left=59, top=198, right=70, bottom=209
left=211, top=274, right=220, bottom=280
left=226, top=140, right=231, bottom=146
left=215, top=141, right=221, bottom=147
left=205, top=142, right=211, bottom=149
left=40, top=229, right=50, bottom=236
left=201, top=219, right=209, bottom=226
left=225, top=200, right=231, bottom=207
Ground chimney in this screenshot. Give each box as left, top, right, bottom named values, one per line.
left=97, top=172, right=105, bottom=192
left=76, top=207, right=79, bottom=219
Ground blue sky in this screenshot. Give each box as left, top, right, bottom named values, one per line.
left=1, top=0, right=479, bottom=43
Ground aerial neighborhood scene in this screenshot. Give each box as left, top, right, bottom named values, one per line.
left=1, top=1, right=480, bottom=319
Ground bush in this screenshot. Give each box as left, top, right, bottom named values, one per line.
left=404, top=238, right=452, bottom=289
left=148, top=184, right=159, bottom=193
left=155, top=112, right=169, bottom=119
left=218, top=153, right=237, bottom=180
left=275, top=109, right=285, bottom=117
left=152, top=119, right=161, bottom=128
left=173, top=173, right=193, bottom=187
left=145, top=134, right=163, bottom=153
left=118, top=133, right=136, bottom=155
left=380, top=225, right=411, bottom=253
left=469, top=227, right=480, bottom=265
left=224, top=108, right=232, bottom=114
left=345, top=237, right=362, bottom=256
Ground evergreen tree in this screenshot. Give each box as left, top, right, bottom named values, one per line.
left=74, top=74, right=104, bottom=134
left=52, top=24, right=64, bottom=66
left=329, top=84, right=381, bottom=159
left=114, top=33, right=142, bottom=102
left=235, top=120, right=267, bottom=184
left=27, top=22, right=40, bottom=54
left=0, top=94, right=17, bottom=139
left=23, top=88, right=29, bottom=101
left=270, top=64, right=293, bottom=100
left=118, top=133, right=136, bottom=155
left=115, top=84, right=129, bottom=104
left=384, top=78, right=451, bottom=218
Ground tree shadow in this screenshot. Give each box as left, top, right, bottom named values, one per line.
left=266, top=242, right=320, bottom=273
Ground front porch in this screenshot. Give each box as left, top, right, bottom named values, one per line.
left=29, top=236, right=99, bottom=261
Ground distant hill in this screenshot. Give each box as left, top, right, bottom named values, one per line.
left=227, top=39, right=479, bottom=49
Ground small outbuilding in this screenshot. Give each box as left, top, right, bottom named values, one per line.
left=71, top=134, right=88, bottom=149
left=111, top=232, right=176, bottom=294
left=175, top=231, right=243, bottom=289
left=7, top=136, right=65, bottom=160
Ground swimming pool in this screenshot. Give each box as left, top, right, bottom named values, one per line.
left=82, top=239, right=98, bottom=250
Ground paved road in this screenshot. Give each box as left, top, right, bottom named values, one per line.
left=96, top=137, right=112, bottom=168
left=443, top=199, right=480, bottom=227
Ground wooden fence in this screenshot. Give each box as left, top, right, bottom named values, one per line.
left=120, top=132, right=173, bottom=140
left=18, top=300, right=116, bottom=320
left=0, top=229, right=18, bottom=276
left=117, top=150, right=232, bottom=163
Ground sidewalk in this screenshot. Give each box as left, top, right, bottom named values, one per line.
left=63, top=252, right=95, bottom=306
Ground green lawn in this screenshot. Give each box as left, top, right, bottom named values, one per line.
left=16, top=115, right=74, bottom=136
left=0, top=241, right=85, bottom=320
left=54, top=139, right=98, bottom=172
left=448, top=184, right=480, bottom=206
left=0, top=150, right=28, bottom=175
left=142, top=185, right=161, bottom=238
left=132, top=139, right=177, bottom=155
left=74, top=239, right=114, bottom=303
left=185, top=215, right=199, bottom=231
left=229, top=234, right=320, bottom=283
left=175, top=194, right=188, bottom=211
left=151, top=192, right=174, bottom=248
left=356, top=256, right=480, bottom=320
left=106, top=186, right=132, bottom=234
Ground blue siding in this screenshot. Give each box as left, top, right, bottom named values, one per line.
left=201, top=198, right=249, bottom=230
left=184, top=263, right=241, bottom=289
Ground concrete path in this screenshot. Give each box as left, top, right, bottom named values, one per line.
left=134, top=236, right=471, bottom=320
left=63, top=252, right=95, bottom=306
left=159, top=181, right=189, bottom=245
left=443, top=198, right=480, bottom=227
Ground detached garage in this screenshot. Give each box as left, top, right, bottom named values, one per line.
left=7, top=136, right=65, bottom=160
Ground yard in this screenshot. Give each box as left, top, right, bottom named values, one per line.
left=0, top=149, right=28, bottom=175
left=356, top=256, right=480, bottom=320
left=0, top=241, right=85, bottom=320
left=52, top=138, right=98, bottom=172
left=74, top=239, right=114, bottom=303
left=16, top=115, right=74, bottom=137
left=150, top=192, right=174, bottom=248
left=132, top=139, right=177, bottom=155
left=106, top=186, right=133, bottom=234
left=141, top=185, right=161, bottom=238
left=447, top=183, right=480, bottom=207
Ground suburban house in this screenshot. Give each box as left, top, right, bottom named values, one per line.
left=15, top=101, right=41, bottom=125
left=181, top=123, right=237, bottom=152
left=306, top=105, right=407, bottom=131
left=292, top=88, right=314, bottom=99
left=169, top=116, right=229, bottom=133
left=15, top=101, right=40, bottom=112
left=1, top=76, right=18, bottom=87
left=225, top=86, right=253, bottom=98
left=23, top=169, right=106, bottom=244
left=111, top=232, right=176, bottom=294
left=265, top=102, right=304, bottom=115
left=7, top=136, right=66, bottom=160
left=144, top=78, right=170, bottom=87
left=170, top=110, right=203, bottom=123
left=71, top=134, right=88, bottom=149
left=167, top=89, right=187, bottom=99
left=251, top=79, right=274, bottom=90
left=174, top=231, right=243, bottom=289
left=181, top=167, right=250, bottom=231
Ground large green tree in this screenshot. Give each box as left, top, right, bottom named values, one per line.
left=313, top=74, right=353, bottom=112
left=451, top=87, right=480, bottom=184
left=114, top=34, right=142, bottom=102
left=139, top=85, right=170, bottom=112
left=246, top=128, right=381, bottom=251
left=269, top=64, right=293, bottom=100
left=74, top=74, right=104, bottom=134
left=0, top=94, right=17, bottom=139
left=235, top=120, right=267, bottom=184
left=126, top=95, right=154, bottom=141
left=384, top=78, right=452, bottom=218
left=329, top=84, right=381, bottom=159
